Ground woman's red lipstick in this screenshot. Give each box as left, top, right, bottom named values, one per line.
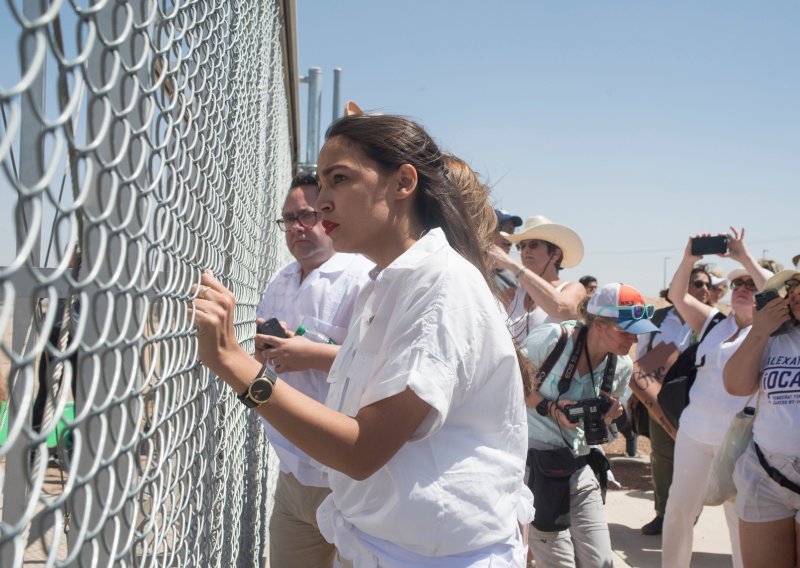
left=322, top=220, right=338, bottom=235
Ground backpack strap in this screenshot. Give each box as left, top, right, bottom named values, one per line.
left=700, top=311, right=726, bottom=342
left=693, top=311, right=727, bottom=369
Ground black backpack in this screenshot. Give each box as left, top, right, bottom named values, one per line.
left=657, top=311, right=727, bottom=429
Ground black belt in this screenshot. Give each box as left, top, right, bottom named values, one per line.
left=754, top=442, right=800, bottom=496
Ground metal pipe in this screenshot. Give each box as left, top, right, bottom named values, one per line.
left=332, top=68, right=342, bottom=120
left=306, top=67, right=322, bottom=166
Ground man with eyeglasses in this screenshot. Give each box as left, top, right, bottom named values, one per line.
left=255, top=172, right=373, bottom=568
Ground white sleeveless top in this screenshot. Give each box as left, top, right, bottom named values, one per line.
left=507, top=281, right=570, bottom=344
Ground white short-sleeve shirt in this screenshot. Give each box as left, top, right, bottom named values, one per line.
left=256, top=252, right=373, bottom=486
left=635, top=307, right=696, bottom=360
left=317, top=228, right=530, bottom=560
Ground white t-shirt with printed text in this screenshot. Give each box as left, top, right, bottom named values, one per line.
left=753, top=327, right=800, bottom=456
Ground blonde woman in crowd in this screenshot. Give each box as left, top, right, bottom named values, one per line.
left=662, top=228, right=771, bottom=568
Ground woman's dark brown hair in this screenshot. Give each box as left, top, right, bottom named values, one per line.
left=325, top=115, right=487, bottom=279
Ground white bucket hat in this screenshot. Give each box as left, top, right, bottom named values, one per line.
left=501, top=215, right=584, bottom=268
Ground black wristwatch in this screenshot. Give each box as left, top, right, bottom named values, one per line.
left=536, top=398, right=553, bottom=417
left=238, top=363, right=278, bottom=408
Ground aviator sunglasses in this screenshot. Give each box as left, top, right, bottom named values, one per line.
left=516, top=239, right=546, bottom=251
left=517, top=239, right=545, bottom=250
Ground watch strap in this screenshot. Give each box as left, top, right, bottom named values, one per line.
left=536, top=398, right=553, bottom=417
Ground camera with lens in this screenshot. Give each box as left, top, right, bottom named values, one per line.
left=562, top=397, right=613, bottom=445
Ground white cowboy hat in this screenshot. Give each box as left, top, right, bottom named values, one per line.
left=765, top=269, right=800, bottom=296
left=501, top=215, right=584, bottom=268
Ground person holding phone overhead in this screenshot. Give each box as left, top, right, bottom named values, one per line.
left=661, top=227, right=772, bottom=568
left=254, top=172, right=373, bottom=568
left=194, top=114, right=533, bottom=567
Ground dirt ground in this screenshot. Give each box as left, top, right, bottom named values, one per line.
left=604, top=434, right=654, bottom=492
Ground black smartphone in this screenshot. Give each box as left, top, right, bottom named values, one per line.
left=256, top=317, right=288, bottom=347
left=755, top=289, right=792, bottom=336
left=691, top=235, right=728, bottom=256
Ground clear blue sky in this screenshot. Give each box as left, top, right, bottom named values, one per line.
left=296, top=1, right=800, bottom=298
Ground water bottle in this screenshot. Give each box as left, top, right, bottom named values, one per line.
left=295, top=325, right=336, bottom=345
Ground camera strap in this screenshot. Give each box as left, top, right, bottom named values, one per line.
left=557, top=326, right=617, bottom=396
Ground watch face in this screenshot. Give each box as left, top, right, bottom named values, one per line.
left=249, top=379, right=273, bottom=404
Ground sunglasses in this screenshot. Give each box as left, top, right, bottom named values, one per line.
left=596, top=304, right=656, bottom=321
left=516, top=239, right=545, bottom=251
left=730, top=278, right=757, bottom=292
left=276, top=211, right=320, bottom=232
left=691, top=280, right=710, bottom=290
left=785, top=279, right=799, bottom=293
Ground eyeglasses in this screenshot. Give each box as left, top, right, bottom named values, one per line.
left=730, top=278, right=757, bottom=292
left=691, top=280, right=710, bottom=290
left=516, top=239, right=544, bottom=251
left=596, top=304, right=656, bottom=321
left=276, top=211, right=320, bottom=232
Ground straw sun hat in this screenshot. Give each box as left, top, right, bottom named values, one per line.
left=500, top=215, right=584, bottom=268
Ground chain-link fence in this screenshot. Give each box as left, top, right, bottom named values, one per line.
left=0, top=0, right=295, bottom=565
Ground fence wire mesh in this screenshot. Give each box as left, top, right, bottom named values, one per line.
left=0, top=0, right=292, bottom=565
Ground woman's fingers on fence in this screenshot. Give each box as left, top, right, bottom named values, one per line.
left=201, top=270, right=228, bottom=294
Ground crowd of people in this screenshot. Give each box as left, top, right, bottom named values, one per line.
left=191, top=112, right=800, bottom=568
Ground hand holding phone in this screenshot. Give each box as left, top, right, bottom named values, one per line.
left=754, top=290, right=793, bottom=336
left=691, top=235, right=728, bottom=256
left=256, top=317, right=288, bottom=348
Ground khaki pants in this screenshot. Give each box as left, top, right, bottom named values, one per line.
left=269, top=471, right=336, bottom=568
left=648, top=415, right=675, bottom=517
left=528, top=466, right=613, bottom=568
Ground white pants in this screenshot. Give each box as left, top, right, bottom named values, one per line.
left=662, top=429, right=742, bottom=568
